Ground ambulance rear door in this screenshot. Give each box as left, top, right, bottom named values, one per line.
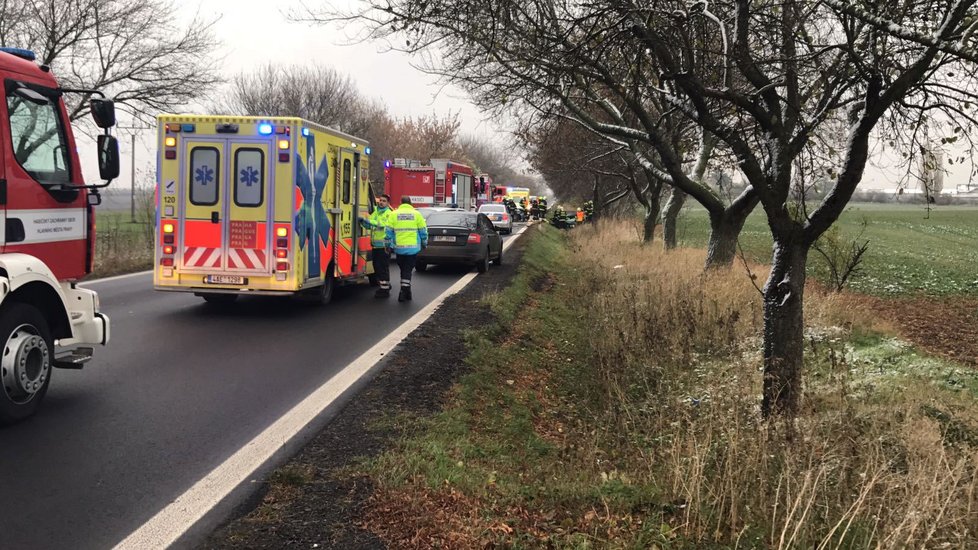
left=180, top=139, right=225, bottom=271
left=225, top=141, right=273, bottom=274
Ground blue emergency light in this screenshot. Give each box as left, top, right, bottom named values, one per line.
left=0, top=47, right=37, bottom=61
left=258, top=123, right=273, bottom=135
left=181, top=124, right=195, bottom=133
left=384, top=160, right=391, bottom=168
left=365, top=147, right=371, bottom=155
left=301, top=127, right=310, bottom=137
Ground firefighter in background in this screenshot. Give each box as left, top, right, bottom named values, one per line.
left=576, top=207, right=585, bottom=223
left=582, top=200, right=594, bottom=221
left=550, top=205, right=567, bottom=228
left=359, top=193, right=394, bottom=298
left=386, top=196, right=428, bottom=302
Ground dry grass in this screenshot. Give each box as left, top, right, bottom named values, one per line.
left=90, top=190, right=155, bottom=279
left=358, top=222, right=978, bottom=548
left=572, top=220, right=978, bottom=548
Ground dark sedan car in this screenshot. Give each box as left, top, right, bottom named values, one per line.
left=416, top=212, right=503, bottom=273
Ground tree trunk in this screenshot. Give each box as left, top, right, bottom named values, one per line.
left=705, top=212, right=743, bottom=267
left=662, top=187, right=686, bottom=249
left=641, top=190, right=662, bottom=244
left=592, top=180, right=602, bottom=222
left=761, top=239, right=809, bottom=417
left=703, top=190, right=757, bottom=269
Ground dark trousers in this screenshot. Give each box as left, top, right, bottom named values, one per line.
left=395, top=253, right=417, bottom=288
left=372, top=247, right=390, bottom=289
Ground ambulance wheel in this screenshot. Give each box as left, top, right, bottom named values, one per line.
left=415, top=261, right=427, bottom=272
left=318, top=269, right=335, bottom=305
left=0, top=303, right=53, bottom=425
left=477, top=249, right=490, bottom=273
left=201, top=293, right=238, bottom=305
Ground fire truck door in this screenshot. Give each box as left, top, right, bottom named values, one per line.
left=225, top=142, right=272, bottom=273
left=180, top=140, right=226, bottom=270
left=336, top=149, right=359, bottom=277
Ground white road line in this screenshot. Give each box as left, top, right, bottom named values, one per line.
left=79, top=270, right=153, bottom=287
left=113, top=224, right=530, bottom=549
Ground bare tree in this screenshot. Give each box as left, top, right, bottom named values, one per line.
left=457, top=135, right=541, bottom=192
left=524, top=115, right=639, bottom=216
left=299, top=0, right=755, bottom=268
left=308, top=0, right=978, bottom=416
left=0, top=0, right=220, bottom=122
left=216, top=64, right=384, bottom=138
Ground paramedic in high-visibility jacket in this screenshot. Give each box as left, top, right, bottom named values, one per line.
left=386, top=196, right=428, bottom=302
left=359, top=193, right=394, bottom=298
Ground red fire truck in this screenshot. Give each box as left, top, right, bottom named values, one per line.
left=0, top=47, right=119, bottom=423
left=384, top=158, right=475, bottom=209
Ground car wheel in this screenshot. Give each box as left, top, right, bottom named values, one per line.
left=0, top=303, right=53, bottom=425
left=415, top=261, right=427, bottom=272
left=494, top=246, right=504, bottom=265
left=477, top=249, right=489, bottom=273
left=201, top=293, right=238, bottom=305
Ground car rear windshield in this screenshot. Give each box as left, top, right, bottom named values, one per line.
left=479, top=204, right=506, bottom=212
left=427, top=212, right=478, bottom=228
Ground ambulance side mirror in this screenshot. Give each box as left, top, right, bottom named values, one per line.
left=90, top=98, right=116, bottom=129
left=97, top=134, right=120, bottom=180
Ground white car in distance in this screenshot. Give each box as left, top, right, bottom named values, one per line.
left=477, top=204, right=513, bottom=234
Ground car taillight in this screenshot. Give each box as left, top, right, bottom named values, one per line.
left=501, top=214, right=509, bottom=221
left=468, top=233, right=481, bottom=244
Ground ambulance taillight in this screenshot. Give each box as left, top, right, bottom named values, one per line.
left=274, top=226, right=290, bottom=280
left=161, top=223, right=176, bottom=267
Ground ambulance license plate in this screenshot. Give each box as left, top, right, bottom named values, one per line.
left=433, top=236, right=456, bottom=242
left=205, top=275, right=247, bottom=285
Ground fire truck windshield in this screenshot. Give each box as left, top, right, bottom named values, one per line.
left=6, top=84, right=71, bottom=187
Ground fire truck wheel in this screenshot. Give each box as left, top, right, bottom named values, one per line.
left=0, top=303, right=54, bottom=425
left=477, top=249, right=490, bottom=273
left=201, top=293, right=238, bottom=305
left=415, top=261, right=427, bottom=272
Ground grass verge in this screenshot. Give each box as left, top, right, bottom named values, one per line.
left=91, top=211, right=154, bottom=278
left=356, top=221, right=978, bottom=549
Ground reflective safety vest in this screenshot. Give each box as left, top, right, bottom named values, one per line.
left=360, top=207, right=392, bottom=248
left=386, top=204, right=428, bottom=255
left=576, top=210, right=585, bottom=222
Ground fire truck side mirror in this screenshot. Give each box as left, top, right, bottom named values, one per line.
left=97, top=134, right=120, bottom=181
left=90, top=98, right=116, bottom=129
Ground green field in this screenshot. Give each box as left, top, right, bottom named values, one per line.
left=676, top=203, right=978, bottom=296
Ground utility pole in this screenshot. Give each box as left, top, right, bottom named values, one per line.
left=117, top=125, right=151, bottom=222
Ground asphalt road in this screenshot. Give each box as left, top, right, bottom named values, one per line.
left=0, top=228, right=519, bottom=550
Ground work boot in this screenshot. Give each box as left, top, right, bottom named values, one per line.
left=375, top=287, right=390, bottom=298
left=398, top=287, right=412, bottom=302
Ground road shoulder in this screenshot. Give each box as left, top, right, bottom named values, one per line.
left=200, top=229, right=533, bottom=549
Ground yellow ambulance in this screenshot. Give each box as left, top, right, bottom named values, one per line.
left=154, top=115, right=375, bottom=304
